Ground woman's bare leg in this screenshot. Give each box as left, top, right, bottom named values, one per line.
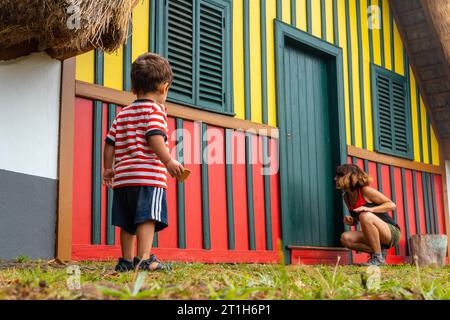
left=340, top=231, right=373, bottom=253
left=358, top=212, right=392, bottom=254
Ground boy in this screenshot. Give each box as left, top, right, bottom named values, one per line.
left=103, top=53, right=184, bottom=272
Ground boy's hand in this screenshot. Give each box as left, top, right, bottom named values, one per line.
left=165, top=158, right=184, bottom=178
left=103, top=168, right=115, bottom=188
left=343, top=216, right=355, bottom=226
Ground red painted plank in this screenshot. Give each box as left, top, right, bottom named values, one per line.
left=232, top=130, right=249, bottom=250
left=393, top=167, right=407, bottom=257
left=207, top=126, right=228, bottom=251
left=183, top=121, right=203, bottom=249
left=415, top=172, right=427, bottom=235
left=379, top=164, right=396, bottom=256
left=434, top=175, right=446, bottom=235
left=270, top=138, right=281, bottom=254
left=72, top=245, right=279, bottom=263
left=291, top=249, right=350, bottom=265
left=253, top=135, right=266, bottom=250
left=404, top=170, right=416, bottom=236
left=72, top=98, right=93, bottom=246
left=368, top=161, right=378, bottom=189
left=157, top=117, right=178, bottom=248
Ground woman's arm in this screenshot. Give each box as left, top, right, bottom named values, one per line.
left=353, top=186, right=396, bottom=214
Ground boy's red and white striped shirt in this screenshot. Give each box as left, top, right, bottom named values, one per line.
left=105, top=99, right=169, bottom=189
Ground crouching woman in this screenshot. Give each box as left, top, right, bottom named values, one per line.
left=335, top=164, right=401, bottom=266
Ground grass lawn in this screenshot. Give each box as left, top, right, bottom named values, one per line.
left=1, top=258, right=449, bottom=300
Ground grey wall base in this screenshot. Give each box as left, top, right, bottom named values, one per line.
left=0, top=169, right=57, bottom=260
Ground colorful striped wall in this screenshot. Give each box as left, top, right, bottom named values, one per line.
left=348, top=156, right=446, bottom=264
left=76, top=0, right=441, bottom=165
left=71, top=97, right=281, bottom=262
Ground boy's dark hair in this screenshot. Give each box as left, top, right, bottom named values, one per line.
left=131, top=53, right=173, bottom=95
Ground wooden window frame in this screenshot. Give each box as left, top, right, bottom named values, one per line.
left=154, top=0, right=234, bottom=116
left=371, top=63, right=414, bottom=160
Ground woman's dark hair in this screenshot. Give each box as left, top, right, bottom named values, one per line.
left=335, top=164, right=372, bottom=191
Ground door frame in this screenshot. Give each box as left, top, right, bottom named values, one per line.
left=274, top=20, right=348, bottom=263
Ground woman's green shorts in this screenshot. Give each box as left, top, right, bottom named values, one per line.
left=386, top=224, right=401, bottom=249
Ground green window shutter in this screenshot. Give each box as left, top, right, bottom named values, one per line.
left=372, top=64, right=413, bottom=159
left=197, top=1, right=225, bottom=111
left=166, top=0, right=195, bottom=104
left=162, top=0, right=232, bottom=115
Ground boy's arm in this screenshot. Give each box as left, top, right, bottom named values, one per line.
left=103, top=143, right=115, bottom=188
left=147, top=135, right=184, bottom=178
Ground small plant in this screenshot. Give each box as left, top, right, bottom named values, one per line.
left=15, top=256, right=30, bottom=263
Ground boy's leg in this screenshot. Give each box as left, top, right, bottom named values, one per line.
left=120, top=229, right=135, bottom=261
left=136, top=220, right=156, bottom=261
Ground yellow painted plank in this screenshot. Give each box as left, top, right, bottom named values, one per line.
left=349, top=0, right=362, bottom=148
left=420, top=96, right=429, bottom=164
left=311, top=0, right=322, bottom=38
left=381, top=0, right=392, bottom=70
left=370, top=0, right=382, bottom=66
left=132, top=0, right=150, bottom=61
left=103, top=48, right=124, bottom=90
left=267, top=0, right=278, bottom=126
left=233, top=0, right=245, bottom=120
left=249, top=0, right=262, bottom=123
left=337, top=0, right=351, bottom=144
left=76, top=50, right=95, bottom=83
left=431, top=126, right=440, bottom=166
left=296, top=0, right=307, bottom=31
left=282, top=0, right=291, bottom=24
left=409, top=67, right=421, bottom=162
left=393, top=20, right=404, bottom=75
left=325, top=0, right=334, bottom=43
left=360, top=0, right=373, bottom=150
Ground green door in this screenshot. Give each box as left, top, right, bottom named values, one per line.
left=279, top=42, right=343, bottom=248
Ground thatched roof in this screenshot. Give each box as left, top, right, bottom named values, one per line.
left=0, top=0, right=138, bottom=60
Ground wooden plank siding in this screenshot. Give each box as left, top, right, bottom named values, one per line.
left=67, top=0, right=449, bottom=264
left=75, top=0, right=441, bottom=166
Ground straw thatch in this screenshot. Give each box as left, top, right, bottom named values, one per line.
left=0, top=0, right=138, bottom=59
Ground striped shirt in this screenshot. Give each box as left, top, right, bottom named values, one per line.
left=105, top=99, right=169, bottom=189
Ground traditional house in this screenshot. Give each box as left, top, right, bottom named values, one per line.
left=1, top=0, right=449, bottom=265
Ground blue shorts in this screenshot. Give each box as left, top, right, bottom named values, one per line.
left=112, top=186, right=168, bottom=235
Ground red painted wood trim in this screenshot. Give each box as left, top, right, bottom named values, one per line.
left=72, top=98, right=94, bottom=246
left=416, top=172, right=427, bottom=235
left=253, top=135, right=267, bottom=250
left=72, top=245, right=279, bottom=263
left=434, top=174, right=446, bottom=235
left=290, top=249, right=350, bottom=265
left=404, top=170, right=417, bottom=236
left=101, top=103, right=108, bottom=245
left=270, top=138, right=281, bottom=253
left=207, top=126, right=229, bottom=251
left=393, top=167, right=407, bottom=257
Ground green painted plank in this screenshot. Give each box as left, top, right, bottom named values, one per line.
left=225, top=128, right=235, bottom=250
left=422, top=172, right=431, bottom=234
left=368, top=0, right=374, bottom=63
left=426, top=114, right=433, bottom=164
left=92, top=100, right=103, bottom=245
left=306, top=0, right=312, bottom=33
left=261, top=0, right=269, bottom=124
left=416, top=87, right=423, bottom=162
left=389, top=165, right=400, bottom=255
left=94, top=49, right=104, bottom=86
left=291, top=0, right=296, bottom=26
left=201, top=123, right=211, bottom=249
left=176, top=118, right=186, bottom=248
left=430, top=174, right=438, bottom=234
left=123, top=20, right=132, bottom=91
left=412, top=170, right=421, bottom=235
left=244, top=0, right=251, bottom=120
left=277, top=0, right=282, bottom=20
left=262, top=136, right=273, bottom=250
left=106, top=104, right=116, bottom=246
left=356, top=0, right=367, bottom=149
left=333, top=0, right=339, bottom=45
left=401, top=168, right=411, bottom=255
left=245, top=133, right=256, bottom=250
left=345, top=0, right=355, bottom=146
left=321, top=0, right=326, bottom=40
left=149, top=0, right=156, bottom=52
left=377, top=162, right=382, bottom=191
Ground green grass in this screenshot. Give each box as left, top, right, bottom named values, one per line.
left=0, top=260, right=449, bottom=300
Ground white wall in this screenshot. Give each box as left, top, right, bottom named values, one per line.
left=0, top=52, right=61, bottom=179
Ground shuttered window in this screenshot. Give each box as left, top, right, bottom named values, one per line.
left=160, top=0, right=232, bottom=115
left=371, top=64, right=413, bottom=159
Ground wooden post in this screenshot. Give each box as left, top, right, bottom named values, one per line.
left=56, top=58, right=76, bottom=261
